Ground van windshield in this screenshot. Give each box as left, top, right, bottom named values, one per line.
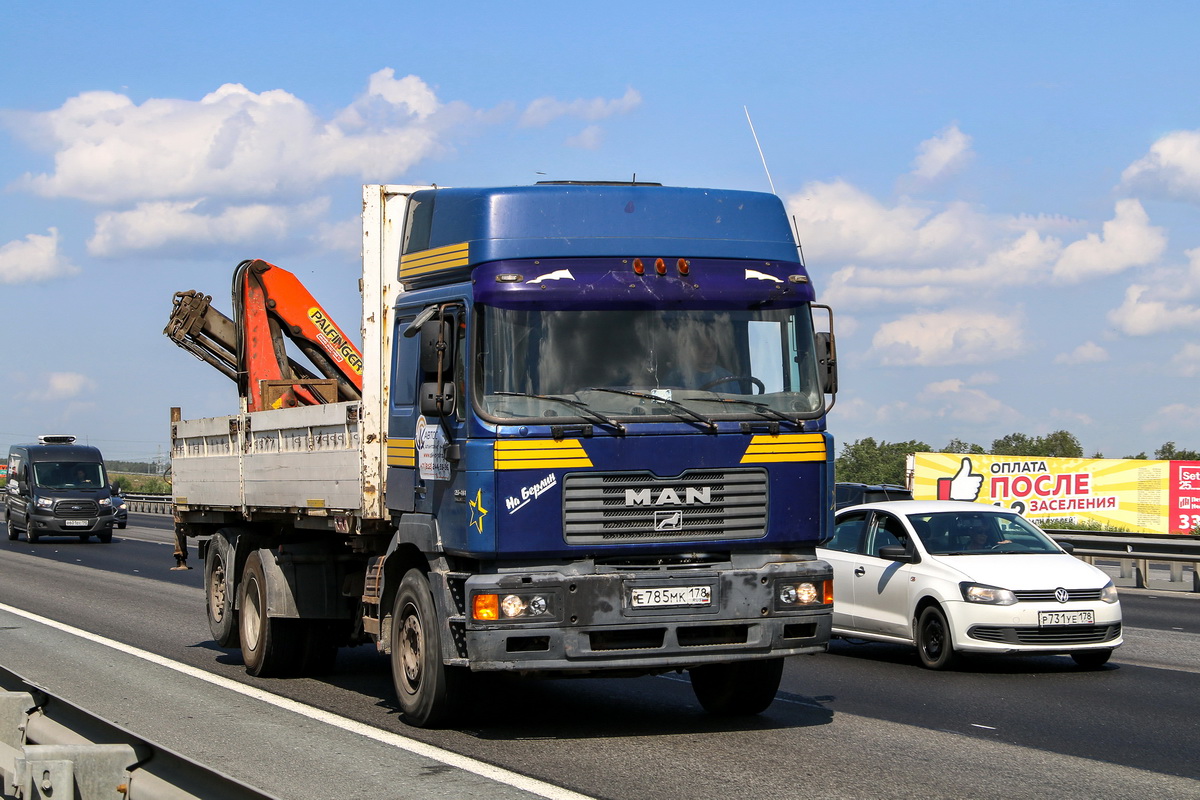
left=32, top=462, right=106, bottom=489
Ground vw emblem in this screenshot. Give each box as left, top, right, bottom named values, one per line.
left=1054, top=587, right=1070, bottom=604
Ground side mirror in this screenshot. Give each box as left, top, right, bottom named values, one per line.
left=1058, top=541, right=1075, bottom=555
left=420, top=380, right=457, bottom=416
left=878, top=544, right=917, bottom=563
left=110, top=483, right=120, bottom=496
left=419, top=320, right=456, bottom=375
left=16, top=480, right=29, bottom=497
left=815, top=331, right=838, bottom=395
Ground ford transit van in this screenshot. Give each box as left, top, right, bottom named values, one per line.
left=5, top=435, right=117, bottom=543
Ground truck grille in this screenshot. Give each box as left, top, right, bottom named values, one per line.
left=562, top=469, right=767, bottom=545
left=55, top=500, right=99, bottom=518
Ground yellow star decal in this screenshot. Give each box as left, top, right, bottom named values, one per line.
left=469, top=488, right=488, bottom=534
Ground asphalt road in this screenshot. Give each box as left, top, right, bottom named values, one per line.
left=2, top=514, right=1199, bottom=799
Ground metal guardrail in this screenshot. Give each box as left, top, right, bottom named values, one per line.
left=121, top=494, right=172, bottom=515
left=0, top=665, right=276, bottom=800
left=1046, top=529, right=1200, bottom=593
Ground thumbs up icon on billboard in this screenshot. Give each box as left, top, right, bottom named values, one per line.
left=937, top=457, right=984, bottom=502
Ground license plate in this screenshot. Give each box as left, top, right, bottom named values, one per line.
left=630, top=586, right=711, bottom=608
left=64, top=520, right=89, bottom=528
left=1038, top=609, right=1094, bottom=626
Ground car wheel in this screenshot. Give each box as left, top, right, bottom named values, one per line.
left=117, top=522, right=127, bottom=530
left=690, top=657, right=784, bottom=716
left=1071, top=649, right=1113, bottom=669
left=916, top=605, right=958, bottom=670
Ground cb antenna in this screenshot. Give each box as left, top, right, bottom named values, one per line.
left=744, top=106, right=776, bottom=195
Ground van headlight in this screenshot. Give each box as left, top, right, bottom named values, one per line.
left=960, top=582, right=1016, bottom=605
left=99, top=496, right=112, bottom=507
left=36, top=497, right=54, bottom=509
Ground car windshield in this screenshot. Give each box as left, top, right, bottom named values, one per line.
left=909, top=510, right=1061, bottom=555
left=32, top=461, right=106, bottom=489
left=478, top=307, right=824, bottom=422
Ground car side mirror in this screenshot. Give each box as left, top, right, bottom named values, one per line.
left=878, top=544, right=917, bottom=563
left=110, top=483, right=120, bottom=496
left=17, top=480, right=29, bottom=497
left=1058, top=541, right=1074, bottom=555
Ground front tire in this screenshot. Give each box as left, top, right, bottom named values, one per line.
left=690, top=657, right=784, bottom=716
left=98, top=530, right=112, bottom=544
left=27, top=526, right=39, bottom=544
left=205, top=530, right=240, bottom=648
left=1071, top=649, right=1113, bottom=669
left=390, top=568, right=463, bottom=727
left=916, top=605, right=957, bottom=669
left=239, top=550, right=299, bottom=677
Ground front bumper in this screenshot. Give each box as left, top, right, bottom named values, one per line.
left=461, top=559, right=833, bottom=672
left=29, top=510, right=116, bottom=533
left=948, top=600, right=1123, bottom=654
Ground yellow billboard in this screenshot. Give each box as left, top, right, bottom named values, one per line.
left=909, top=453, right=1200, bottom=535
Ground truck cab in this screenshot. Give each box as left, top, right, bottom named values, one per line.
left=6, top=435, right=118, bottom=543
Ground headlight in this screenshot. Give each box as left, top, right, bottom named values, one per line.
left=1100, top=581, right=1119, bottom=604
left=960, top=582, right=1016, bottom=605
left=775, top=580, right=832, bottom=608
left=99, top=497, right=112, bottom=507
left=35, top=497, right=54, bottom=509
left=473, top=593, right=552, bottom=620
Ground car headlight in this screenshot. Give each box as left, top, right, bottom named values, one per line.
left=99, top=496, right=112, bottom=507
left=35, top=497, right=54, bottom=509
left=960, top=582, right=1017, bottom=605
left=1100, top=581, right=1119, bottom=604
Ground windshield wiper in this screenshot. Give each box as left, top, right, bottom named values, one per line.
left=584, top=388, right=717, bottom=433
left=695, top=396, right=795, bottom=423
left=492, top=391, right=626, bottom=434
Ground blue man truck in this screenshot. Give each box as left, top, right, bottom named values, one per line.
left=165, top=182, right=838, bottom=727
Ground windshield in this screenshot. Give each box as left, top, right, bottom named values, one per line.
left=32, top=461, right=106, bottom=489
left=478, top=307, right=824, bottom=422
left=911, top=510, right=1061, bottom=555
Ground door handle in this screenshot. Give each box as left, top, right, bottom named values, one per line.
left=854, top=566, right=866, bottom=577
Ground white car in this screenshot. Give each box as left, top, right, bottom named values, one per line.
left=818, top=500, right=1122, bottom=669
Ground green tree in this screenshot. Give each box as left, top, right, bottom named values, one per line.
left=836, top=438, right=930, bottom=486
left=991, top=432, right=1036, bottom=455
left=941, top=438, right=985, bottom=454
left=1154, top=442, right=1200, bottom=460
left=991, top=430, right=1082, bottom=458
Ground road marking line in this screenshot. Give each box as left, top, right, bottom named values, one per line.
left=0, top=601, right=594, bottom=800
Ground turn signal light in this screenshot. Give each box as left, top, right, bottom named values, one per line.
left=473, top=594, right=499, bottom=620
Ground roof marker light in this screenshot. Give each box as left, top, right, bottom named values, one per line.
left=633, top=258, right=645, bottom=275
left=678, top=258, right=690, bottom=276
left=655, top=258, right=667, bottom=275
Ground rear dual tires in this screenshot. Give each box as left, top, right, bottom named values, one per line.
left=390, top=568, right=466, bottom=728
left=690, top=657, right=784, bottom=716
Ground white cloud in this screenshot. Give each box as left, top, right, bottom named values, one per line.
left=1051, top=199, right=1166, bottom=283
left=1054, top=341, right=1109, bottom=365
left=870, top=309, right=1024, bottom=366
left=565, top=125, right=605, bottom=150
left=1171, top=344, right=1200, bottom=377
left=1107, top=284, right=1200, bottom=336
left=519, top=87, right=642, bottom=127
left=1145, top=402, right=1200, bottom=434
left=5, top=69, right=463, bottom=204
left=910, top=124, right=973, bottom=181
left=88, top=198, right=330, bottom=257
left=26, top=372, right=95, bottom=401
left=919, top=378, right=1019, bottom=425
left=1121, top=129, right=1200, bottom=202
left=0, top=228, right=79, bottom=284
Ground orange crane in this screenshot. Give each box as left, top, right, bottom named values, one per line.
left=165, top=259, right=363, bottom=411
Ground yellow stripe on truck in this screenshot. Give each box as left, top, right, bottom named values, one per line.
left=740, top=433, right=827, bottom=463
left=495, top=439, right=593, bottom=470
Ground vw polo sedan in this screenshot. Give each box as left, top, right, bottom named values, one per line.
left=818, top=501, right=1122, bottom=669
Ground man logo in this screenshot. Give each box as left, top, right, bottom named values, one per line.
left=655, top=510, right=683, bottom=531
left=625, top=487, right=712, bottom=506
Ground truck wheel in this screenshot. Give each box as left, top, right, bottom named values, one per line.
left=689, top=657, right=784, bottom=716
left=205, top=530, right=240, bottom=648
left=239, top=550, right=299, bottom=676
left=916, top=605, right=958, bottom=670
left=391, top=569, right=463, bottom=727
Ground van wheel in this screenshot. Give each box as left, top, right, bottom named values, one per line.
left=27, top=526, right=39, bottom=544
left=98, top=530, right=112, bottom=544
left=205, top=530, right=240, bottom=648
left=5, top=514, right=17, bottom=541
left=391, top=569, right=464, bottom=727
left=79, top=534, right=90, bottom=543
left=690, top=657, right=784, bottom=715
left=916, top=605, right=958, bottom=669
left=239, top=550, right=299, bottom=677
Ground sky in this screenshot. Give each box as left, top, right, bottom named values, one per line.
left=3, top=1, right=1200, bottom=465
